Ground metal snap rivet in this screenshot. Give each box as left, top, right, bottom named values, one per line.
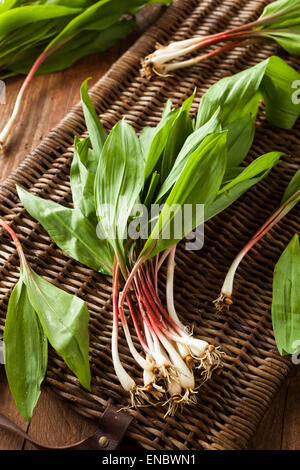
left=98, top=436, right=109, bottom=448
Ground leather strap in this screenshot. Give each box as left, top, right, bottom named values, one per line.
left=0, top=405, right=133, bottom=450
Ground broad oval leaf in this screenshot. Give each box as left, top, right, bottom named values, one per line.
left=196, top=56, right=300, bottom=131
left=17, top=185, right=114, bottom=275
left=23, top=268, right=91, bottom=390
left=272, top=234, right=300, bottom=356
left=4, top=279, right=48, bottom=422
left=257, top=0, right=300, bottom=30
left=155, top=109, right=222, bottom=203
left=94, top=119, right=144, bottom=261
left=262, top=30, right=300, bottom=56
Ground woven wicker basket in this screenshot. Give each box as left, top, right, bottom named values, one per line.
left=0, top=0, right=299, bottom=450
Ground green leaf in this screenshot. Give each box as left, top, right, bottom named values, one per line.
left=80, top=79, right=107, bottom=157
left=204, top=152, right=284, bottom=221
left=23, top=268, right=91, bottom=390
left=45, top=0, right=114, bottom=49
left=139, top=126, right=156, bottom=160
left=262, top=30, right=300, bottom=56
left=160, top=109, right=193, bottom=182
left=272, top=234, right=300, bottom=356
left=143, top=171, right=160, bottom=208
left=141, top=131, right=227, bottom=258
left=161, top=98, right=173, bottom=119
left=144, top=109, right=179, bottom=180
left=261, top=57, right=300, bottom=129
left=17, top=185, right=114, bottom=275
left=71, top=137, right=97, bottom=224
left=196, top=56, right=300, bottom=131
left=219, top=152, right=285, bottom=195
left=45, top=0, right=158, bottom=51
left=257, top=0, right=300, bottom=30
left=281, top=168, right=300, bottom=204
left=4, top=278, right=48, bottom=422
left=95, top=119, right=144, bottom=268
left=0, top=5, right=82, bottom=38
left=224, top=115, right=256, bottom=167
left=4, top=18, right=136, bottom=75
left=155, top=109, right=222, bottom=203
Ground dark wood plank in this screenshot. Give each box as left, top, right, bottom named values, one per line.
left=0, top=367, right=26, bottom=450
left=24, top=386, right=98, bottom=450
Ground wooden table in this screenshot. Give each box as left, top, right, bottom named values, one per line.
left=0, top=6, right=299, bottom=452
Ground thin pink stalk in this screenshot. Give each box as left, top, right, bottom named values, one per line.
left=154, top=255, right=159, bottom=295
left=126, top=292, right=150, bottom=355
left=238, top=194, right=300, bottom=261
left=199, top=5, right=298, bottom=39
left=119, top=255, right=146, bottom=313
left=138, top=266, right=184, bottom=339
left=184, top=29, right=263, bottom=54
left=219, top=189, right=300, bottom=301
left=142, top=263, right=185, bottom=335
left=0, top=44, right=62, bottom=148
left=0, top=219, right=28, bottom=268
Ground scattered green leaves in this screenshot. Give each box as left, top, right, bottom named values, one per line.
left=196, top=56, right=300, bottom=131
left=2, top=220, right=91, bottom=422
left=0, top=0, right=172, bottom=77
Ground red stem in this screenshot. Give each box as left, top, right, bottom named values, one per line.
left=204, top=6, right=298, bottom=39
left=126, top=293, right=150, bottom=354
left=18, top=45, right=62, bottom=99
left=142, top=264, right=183, bottom=335
left=238, top=190, right=300, bottom=260
left=191, top=29, right=261, bottom=52
left=0, top=219, right=26, bottom=266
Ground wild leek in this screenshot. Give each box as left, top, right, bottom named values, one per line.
left=215, top=169, right=300, bottom=310
left=142, top=0, right=300, bottom=77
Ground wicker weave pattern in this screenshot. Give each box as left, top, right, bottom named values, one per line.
left=0, top=0, right=299, bottom=450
